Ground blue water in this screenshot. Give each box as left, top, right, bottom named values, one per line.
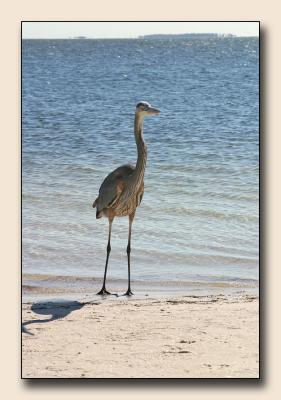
left=22, top=38, right=259, bottom=293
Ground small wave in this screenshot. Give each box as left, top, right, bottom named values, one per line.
left=23, top=273, right=100, bottom=283
left=142, top=205, right=258, bottom=223
left=23, top=273, right=258, bottom=290
left=22, top=285, right=69, bottom=294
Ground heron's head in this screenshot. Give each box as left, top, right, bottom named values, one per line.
left=135, top=101, right=160, bottom=117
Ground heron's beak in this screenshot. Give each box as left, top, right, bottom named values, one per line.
left=148, top=106, right=160, bottom=115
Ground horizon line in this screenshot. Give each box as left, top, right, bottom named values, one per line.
left=22, top=34, right=259, bottom=40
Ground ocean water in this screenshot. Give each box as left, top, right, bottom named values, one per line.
left=22, top=37, right=259, bottom=298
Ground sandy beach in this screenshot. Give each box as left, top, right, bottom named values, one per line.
left=22, top=293, right=259, bottom=378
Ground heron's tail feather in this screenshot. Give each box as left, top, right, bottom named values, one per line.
left=96, top=210, right=102, bottom=219
left=92, top=197, right=103, bottom=219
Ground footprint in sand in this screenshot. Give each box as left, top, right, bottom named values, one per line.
left=179, top=340, right=196, bottom=344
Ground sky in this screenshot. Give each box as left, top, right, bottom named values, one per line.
left=22, top=21, right=259, bottom=39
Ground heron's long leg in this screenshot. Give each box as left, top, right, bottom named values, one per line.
left=97, top=216, right=115, bottom=295
left=124, top=212, right=135, bottom=296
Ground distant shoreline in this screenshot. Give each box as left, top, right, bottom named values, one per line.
left=138, top=33, right=236, bottom=39
left=22, top=34, right=259, bottom=40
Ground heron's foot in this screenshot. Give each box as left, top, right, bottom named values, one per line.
left=123, top=289, right=134, bottom=296
left=96, top=288, right=112, bottom=296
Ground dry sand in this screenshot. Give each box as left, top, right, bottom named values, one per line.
left=22, top=294, right=259, bottom=378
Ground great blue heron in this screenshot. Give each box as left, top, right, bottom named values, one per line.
left=92, top=101, right=160, bottom=296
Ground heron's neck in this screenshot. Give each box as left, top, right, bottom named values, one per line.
left=132, top=113, right=147, bottom=184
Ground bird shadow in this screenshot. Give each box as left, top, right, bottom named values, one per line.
left=22, top=300, right=87, bottom=336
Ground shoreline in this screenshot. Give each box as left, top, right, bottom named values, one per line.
left=22, top=293, right=259, bottom=378
left=22, top=272, right=259, bottom=303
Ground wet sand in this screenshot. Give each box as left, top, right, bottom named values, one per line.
left=22, top=273, right=259, bottom=303
left=22, top=294, right=259, bottom=378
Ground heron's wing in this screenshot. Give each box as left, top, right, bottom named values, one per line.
left=97, top=164, right=135, bottom=212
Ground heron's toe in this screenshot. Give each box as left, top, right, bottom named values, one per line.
left=123, top=289, right=134, bottom=296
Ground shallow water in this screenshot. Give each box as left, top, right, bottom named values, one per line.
left=22, top=37, right=259, bottom=297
